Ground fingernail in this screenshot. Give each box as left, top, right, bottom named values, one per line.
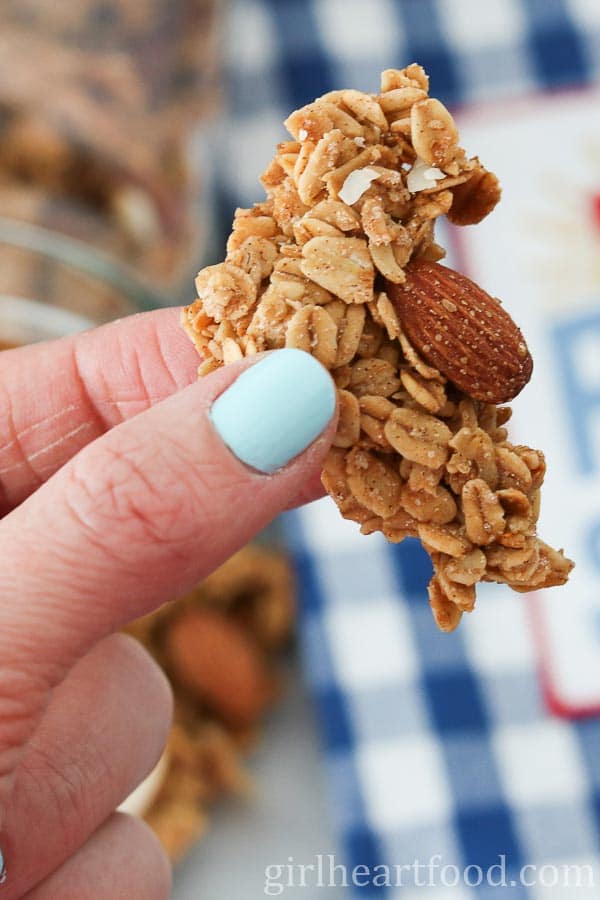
left=0, top=845, right=6, bottom=885
left=210, top=349, right=336, bottom=474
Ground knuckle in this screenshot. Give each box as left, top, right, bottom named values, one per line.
left=64, top=438, right=201, bottom=555
left=0, top=374, right=41, bottom=515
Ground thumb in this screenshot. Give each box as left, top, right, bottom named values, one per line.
left=0, top=348, right=336, bottom=813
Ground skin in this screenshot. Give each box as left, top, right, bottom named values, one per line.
left=0, top=308, right=337, bottom=899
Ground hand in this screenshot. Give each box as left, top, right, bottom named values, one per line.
left=0, top=309, right=337, bottom=899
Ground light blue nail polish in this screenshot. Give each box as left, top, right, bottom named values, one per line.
left=210, top=349, right=336, bottom=474
left=0, top=846, right=6, bottom=885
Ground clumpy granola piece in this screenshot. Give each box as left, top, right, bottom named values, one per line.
left=182, top=65, right=573, bottom=632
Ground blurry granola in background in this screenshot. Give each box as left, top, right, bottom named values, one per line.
left=0, top=0, right=222, bottom=326
left=124, top=544, right=297, bottom=861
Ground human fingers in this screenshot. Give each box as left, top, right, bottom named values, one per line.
left=0, top=349, right=336, bottom=824
left=22, top=814, right=171, bottom=900
left=1, top=634, right=172, bottom=899
left=0, top=307, right=198, bottom=515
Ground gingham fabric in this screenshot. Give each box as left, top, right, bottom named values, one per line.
left=215, top=2, right=600, bottom=895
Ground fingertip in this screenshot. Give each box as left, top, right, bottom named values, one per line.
left=113, top=814, right=173, bottom=900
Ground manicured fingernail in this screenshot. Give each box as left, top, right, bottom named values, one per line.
left=210, top=349, right=336, bottom=474
left=0, top=845, right=6, bottom=885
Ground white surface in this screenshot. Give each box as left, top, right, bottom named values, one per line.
left=315, top=0, right=403, bottom=66
left=437, top=0, right=525, bottom=48
left=325, top=597, right=418, bottom=689
left=357, top=734, right=452, bottom=831
left=228, top=0, right=277, bottom=71
left=493, top=721, right=586, bottom=807
left=461, top=584, right=535, bottom=675
left=172, top=654, right=344, bottom=899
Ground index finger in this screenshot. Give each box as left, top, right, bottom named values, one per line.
left=0, top=307, right=199, bottom=515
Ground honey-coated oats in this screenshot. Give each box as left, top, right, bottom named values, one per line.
left=182, top=66, right=573, bottom=631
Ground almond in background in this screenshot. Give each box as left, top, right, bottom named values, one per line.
left=165, top=608, right=278, bottom=730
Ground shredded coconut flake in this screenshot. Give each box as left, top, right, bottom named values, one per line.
left=353, top=136, right=366, bottom=148
left=407, top=157, right=445, bottom=193
left=298, top=128, right=308, bottom=141
left=338, top=167, right=380, bottom=205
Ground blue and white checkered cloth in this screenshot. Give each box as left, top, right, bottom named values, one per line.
left=215, top=2, right=600, bottom=895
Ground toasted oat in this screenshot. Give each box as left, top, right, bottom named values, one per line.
left=182, top=65, right=573, bottom=631
left=300, top=235, right=374, bottom=305
left=285, top=304, right=338, bottom=367
left=410, top=98, right=459, bottom=170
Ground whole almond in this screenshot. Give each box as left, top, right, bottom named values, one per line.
left=388, top=260, right=533, bottom=403
left=165, top=608, right=276, bottom=729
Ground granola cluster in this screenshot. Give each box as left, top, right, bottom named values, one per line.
left=0, top=0, right=220, bottom=318
left=126, top=545, right=295, bottom=860
left=182, top=66, right=573, bottom=631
